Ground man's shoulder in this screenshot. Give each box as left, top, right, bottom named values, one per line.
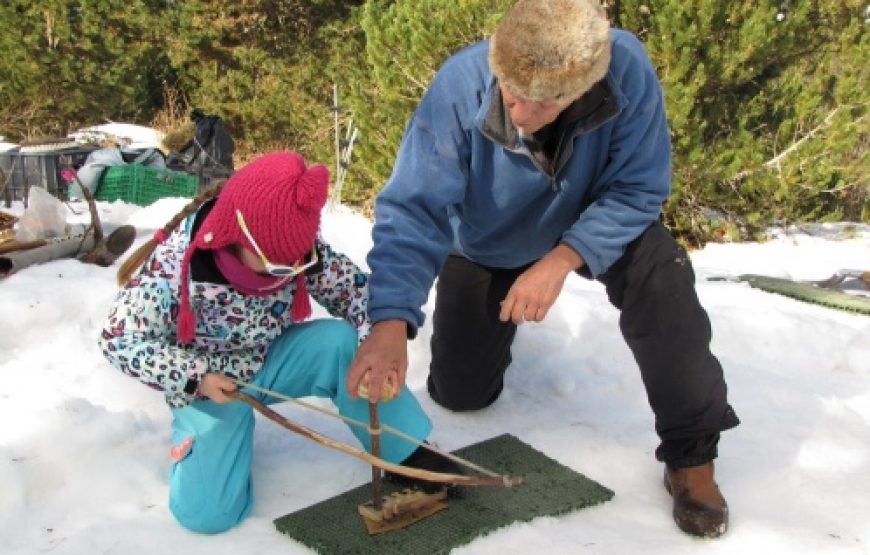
left=609, top=29, right=653, bottom=69
left=605, top=28, right=661, bottom=100
left=423, top=40, right=493, bottom=115
left=440, top=40, right=491, bottom=75
left=455, top=40, right=490, bottom=58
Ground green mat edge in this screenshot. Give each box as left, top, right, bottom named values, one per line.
left=272, top=433, right=615, bottom=554
left=740, top=274, right=870, bottom=315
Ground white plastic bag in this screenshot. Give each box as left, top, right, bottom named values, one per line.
left=15, top=187, right=69, bottom=242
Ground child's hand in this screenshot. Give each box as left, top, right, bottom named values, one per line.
left=199, top=373, right=238, bottom=403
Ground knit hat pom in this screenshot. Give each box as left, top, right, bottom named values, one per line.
left=295, top=164, right=330, bottom=212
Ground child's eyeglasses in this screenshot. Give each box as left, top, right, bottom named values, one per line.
left=235, top=209, right=318, bottom=277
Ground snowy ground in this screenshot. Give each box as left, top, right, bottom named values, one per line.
left=1, top=197, right=868, bottom=554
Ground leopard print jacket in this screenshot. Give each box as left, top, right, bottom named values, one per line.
left=97, top=214, right=370, bottom=408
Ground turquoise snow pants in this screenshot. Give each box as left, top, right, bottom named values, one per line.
left=167, top=319, right=432, bottom=534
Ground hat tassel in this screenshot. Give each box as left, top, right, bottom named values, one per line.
left=177, top=250, right=197, bottom=344
left=291, top=273, right=312, bottom=323
left=177, top=307, right=196, bottom=343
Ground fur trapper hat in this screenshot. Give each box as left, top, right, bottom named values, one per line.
left=489, top=0, right=612, bottom=102
left=177, top=151, right=329, bottom=343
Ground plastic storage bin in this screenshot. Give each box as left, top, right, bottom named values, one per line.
left=96, top=165, right=199, bottom=206
left=1, top=145, right=97, bottom=205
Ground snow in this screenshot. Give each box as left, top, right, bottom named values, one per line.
left=67, top=122, right=163, bottom=150
left=1, top=198, right=868, bottom=554
left=0, top=122, right=161, bottom=153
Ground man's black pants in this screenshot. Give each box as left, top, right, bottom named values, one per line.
left=427, top=221, right=739, bottom=468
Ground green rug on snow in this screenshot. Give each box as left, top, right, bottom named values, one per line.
left=273, top=433, right=614, bottom=554
left=739, top=274, right=870, bottom=315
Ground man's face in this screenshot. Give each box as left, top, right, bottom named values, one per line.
left=499, top=82, right=573, bottom=136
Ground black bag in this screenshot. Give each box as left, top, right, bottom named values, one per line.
left=166, top=109, right=235, bottom=183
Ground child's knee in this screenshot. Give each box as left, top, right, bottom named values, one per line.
left=171, top=502, right=249, bottom=534
left=316, top=319, right=358, bottom=359
left=320, top=322, right=358, bottom=387
left=170, top=481, right=252, bottom=534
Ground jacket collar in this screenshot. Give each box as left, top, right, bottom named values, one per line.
left=477, top=77, right=621, bottom=153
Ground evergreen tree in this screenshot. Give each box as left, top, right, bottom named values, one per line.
left=165, top=1, right=362, bottom=159
left=332, top=0, right=512, bottom=205
left=1, top=0, right=865, bottom=239
left=0, top=0, right=174, bottom=140
left=0, top=3, right=46, bottom=138
left=615, top=0, right=869, bottom=241
left=339, top=0, right=867, bottom=238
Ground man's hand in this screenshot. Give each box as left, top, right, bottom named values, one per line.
left=499, top=244, right=584, bottom=325
left=199, top=373, right=237, bottom=403
left=347, top=320, right=409, bottom=402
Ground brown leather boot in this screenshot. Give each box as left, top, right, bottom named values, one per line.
left=664, top=462, right=728, bottom=538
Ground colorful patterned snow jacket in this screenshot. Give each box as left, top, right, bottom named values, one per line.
left=98, top=210, right=370, bottom=408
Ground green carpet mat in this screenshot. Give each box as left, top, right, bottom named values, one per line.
left=739, top=274, right=870, bottom=315
left=274, top=433, right=614, bottom=554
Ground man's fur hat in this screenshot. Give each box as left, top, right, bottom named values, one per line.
left=489, top=0, right=612, bottom=102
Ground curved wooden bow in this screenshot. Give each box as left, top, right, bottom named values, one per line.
left=229, top=390, right=522, bottom=488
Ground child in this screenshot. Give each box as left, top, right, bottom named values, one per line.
left=98, top=151, right=441, bottom=533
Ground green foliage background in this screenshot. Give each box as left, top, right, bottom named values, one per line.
left=1, top=0, right=867, bottom=243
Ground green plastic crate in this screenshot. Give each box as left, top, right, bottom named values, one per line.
left=96, top=165, right=199, bottom=206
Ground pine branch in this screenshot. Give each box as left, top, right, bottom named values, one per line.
left=725, top=105, right=846, bottom=189
left=763, top=107, right=841, bottom=170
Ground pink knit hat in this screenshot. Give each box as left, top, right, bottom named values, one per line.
left=177, top=151, right=329, bottom=343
